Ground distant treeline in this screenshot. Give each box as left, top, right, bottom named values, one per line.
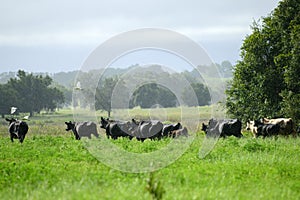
left=0, top=62, right=232, bottom=117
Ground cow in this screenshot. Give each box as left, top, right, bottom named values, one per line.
left=202, top=119, right=243, bottom=138
left=65, top=121, right=99, bottom=140
left=261, top=118, right=296, bottom=137
left=6, top=118, right=29, bottom=143
left=253, top=120, right=280, bottom=138
left=100, top=117, right=132, bottom=140
left=169, top=127, right=188, bottom=138
left=132, top=120, right=164, bottom=141
left=161, top=122, right=182, bottom=138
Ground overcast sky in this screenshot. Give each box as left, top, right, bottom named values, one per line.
left=0, top=0, right=281, bottom=73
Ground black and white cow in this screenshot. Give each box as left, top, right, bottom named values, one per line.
left=100, top=117, right=133, bottom=140
left=65, top=121, right=99, bottom=140
left=202, top=118, right=243, bottom=138
left=6, top=118, right=29, bottom=143
left=161, top=122, right=182, bottom=138
left=253, top=120, right=280, bottom=138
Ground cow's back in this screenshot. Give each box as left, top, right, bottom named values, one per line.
left=76, top=122, right=98, bottom=138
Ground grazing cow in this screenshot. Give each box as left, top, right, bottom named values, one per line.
left=65, top=121, right=99, bottom=140
left=253, top=120, right=280, bottom=138
left=261, top=118, right=296, bottom=137
left=246, top=120, right=258, bottom=138
left=169, top=127, right=188, bottom=138
left=100, top=117, right=132, bottom=140
left=133, top=120, right=164, bottom=140
left=6, top=118, right=29, bottom=143
left=202, top=119, right=243, bottom=138
left=161, top=123, right=182, bottom=138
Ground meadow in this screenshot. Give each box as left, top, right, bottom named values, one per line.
left=0, top=108, right=300, bottom=200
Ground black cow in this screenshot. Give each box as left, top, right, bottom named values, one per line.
left=253, top=120, right=280, bottom=138
left=65, top=121, right=99, bottom=140
left=100, top=117, right=165, bottom=141
left=100, top=117, right=132, bottom=140
left=202, top=119, right=243, bottom=138
left=6, top=118, right=29, bottom=143
left=134, top=120, right=164, bottom=140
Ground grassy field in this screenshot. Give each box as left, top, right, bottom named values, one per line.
left=0, top=108, right=300, bottom=200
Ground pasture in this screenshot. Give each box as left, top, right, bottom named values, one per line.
left=0, top=108, right=300, bottom=200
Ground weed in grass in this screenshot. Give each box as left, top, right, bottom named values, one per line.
left=146, top=172, right=165, bottom=200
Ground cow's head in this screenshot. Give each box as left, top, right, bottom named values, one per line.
left=246, top=120, right=254, bottom=130
left=100, top=117, right=109, bottom=129
left=65, top=121, right=75, bottom=131
left=201, top=123, right=208, bottom=132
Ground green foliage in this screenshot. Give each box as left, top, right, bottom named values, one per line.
left=130, top=83, right=177, bottom=108
left=146, top=173, right=165, bottom=200
left=0, top=84, right=18, bottom=117
left=0, top=70, right=64, bottom=117
left=95, top=77, right=119, bottom=117
left=182, top=82, right=210, bottom=106
left=226, top=0, right=300, bottom=122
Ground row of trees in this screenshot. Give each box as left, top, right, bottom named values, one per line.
left=226, top=0, right=300, bottom=123
left=94, top=76, right=210, bottom=117
left=0, top=70, right=64, bottom=117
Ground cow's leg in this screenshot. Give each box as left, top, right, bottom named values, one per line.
left=10, top=133, right=14, bottom=142
left=19, top=135, right=25, bottom=143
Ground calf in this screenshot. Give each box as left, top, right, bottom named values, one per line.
left=6, top=118, right=29, bottom=143
left=65, top=121, right=99, bottom=140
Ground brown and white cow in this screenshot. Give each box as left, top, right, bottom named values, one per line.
left=247, top=118, right=296, bottom=137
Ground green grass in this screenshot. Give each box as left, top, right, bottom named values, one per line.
left=0, top=109, right=300, bottom=199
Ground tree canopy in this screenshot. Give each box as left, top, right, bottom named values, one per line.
left=226, top=0, right=300, bottom=122
left=0, top=70, right=64, bottom=117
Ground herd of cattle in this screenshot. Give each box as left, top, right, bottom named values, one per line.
left=4, top=117, right=300, bottom=143
left=201, top=118, right=297, bottom=138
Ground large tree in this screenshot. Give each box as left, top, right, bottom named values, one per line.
left=6, top=70, right=64, bottom=116
left=182, top=83, right=210, bottom=107
left=95, top=77, right=119, bottom=117
left=0, top=84, right=18, bottom=118
left=129, top=83, right=177, bottom=108
left=226, top=0, right=300, bottom=122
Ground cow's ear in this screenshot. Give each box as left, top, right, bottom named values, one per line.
left=5, top=118, right=10, bottom=122
left=101, top=117, right=104, bottom=121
